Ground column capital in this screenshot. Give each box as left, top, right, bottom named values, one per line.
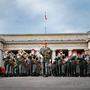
left=0, top=49, right=4, bottom=66
left=52, top=49, right=55, bottom=51
left=0, top=37, right=5, bottom=51
left=0, top=38, right=5, bottom=44
left=51, top=49, right=56, bottom=51
left=0, top=42, right=3, bottom=50
left=68, top=49, right=73, bottom=51
left=88, top=41, right=90, bottom=49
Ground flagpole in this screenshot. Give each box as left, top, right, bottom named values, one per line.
left=45, top=20, right=46, bottom=34
left=44, top=11, right=48, bottom=47
left=44, top=11, right=47, bottom=34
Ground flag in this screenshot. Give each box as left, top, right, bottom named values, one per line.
left=45, top=11, right=47, bottom=20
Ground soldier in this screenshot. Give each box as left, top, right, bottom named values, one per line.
left=52, top=60, right=57, bottom=76
left=35, top=57, right=42, bottom=76
left=70, top=52, right=78, bottom=76
left=16, top=50, right=26, bottom=76
left=25, top=57, right=30, bottom=76
left=79, top=52, right=87, bottom=77
left=21, top=51, right=29, bottom=76
left=9, top=52, right=17, bottom=76
left=64, top=50, right=73, bottom=77
left=54, top=55, right=59, bottom=76
left=28, top=54, right=32, bottom=76
left=59, top=52, right=65, bottom=76
left=55, top=52, right=63, bottom=76
left=40, top=45, right=52, bottom=77
left=16, top=51, right=23, bottom=76
left=84, top=52, right=90, bottom=76
left=48, top=59, right=52, bottom=76
left=3, top=50, right=10, bottom=76
left=31, top=55, right=37, bottom=76
left=63, top=56, right=71, bottom=77
left=4, top=51, right=15, bottom=76
left=36, top=52, right=43, bottom=76
left=80, top=52, right=87, bottom=76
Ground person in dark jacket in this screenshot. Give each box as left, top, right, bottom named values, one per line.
left=79, top=52, right=87, bottom=77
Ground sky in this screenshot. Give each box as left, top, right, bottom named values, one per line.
left=0, top=0, right=90, bottom=34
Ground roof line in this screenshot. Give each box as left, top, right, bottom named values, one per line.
left=0, top=33, right=88, bottom=36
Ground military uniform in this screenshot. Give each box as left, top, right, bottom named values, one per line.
left=54, top=56, right=62, bottom=76
left=79, top=54, right=87, bottom=76
left=40, top=46, right=52, bottom=77
left=43, top=56, right=50, bottom=76
left=71, top=55, right=78, bottom=76
left=31, top=55, right=37, bottom=76
left=64, top=59, right=72, bottom=77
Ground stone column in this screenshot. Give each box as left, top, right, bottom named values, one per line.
left=0, top=49, right=3, bottom=66
left=68, top=50, right=72, bottom=57
left=87, top=41, right=90, bottom=55
left=52, top=50, right=56, bottom=62
left=0, top=39, right=4, bottom=66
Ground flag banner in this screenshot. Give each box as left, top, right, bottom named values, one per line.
left=45, top=12, right=47, bottom=20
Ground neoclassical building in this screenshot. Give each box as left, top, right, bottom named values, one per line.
left=0, top=32, right=90, bottom=65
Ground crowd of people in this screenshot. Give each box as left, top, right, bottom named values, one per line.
left=52, top=51, right=90, bottom=77
left=0, top=49, right=90, bottom=77
left=2, top=49, right=43, bottom=76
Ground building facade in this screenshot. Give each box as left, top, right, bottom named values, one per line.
left=0, top=33, right=90, bottom=66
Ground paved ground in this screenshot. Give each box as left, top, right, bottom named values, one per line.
left=0, top=77, right=90, bottom=90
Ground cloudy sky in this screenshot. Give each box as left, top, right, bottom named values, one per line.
left=0, top=0, right=90, bottom=34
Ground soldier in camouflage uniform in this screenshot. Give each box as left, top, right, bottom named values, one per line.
left=40, top=45, right=52, bottom=77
